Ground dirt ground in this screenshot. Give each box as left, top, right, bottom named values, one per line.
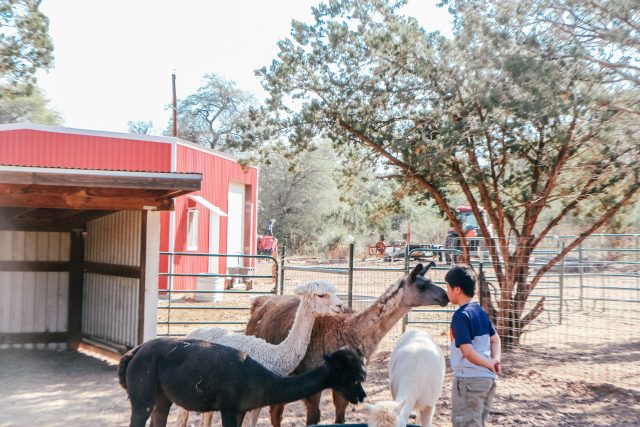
left=3, top=261, right=640, bottom=426
left=1, top=341, right=639, bottom=427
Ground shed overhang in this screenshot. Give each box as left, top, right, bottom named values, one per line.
left=0, top=165, right=202, bottom=231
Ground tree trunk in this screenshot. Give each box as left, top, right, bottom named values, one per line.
left=481, top=251, right=545, bottom=351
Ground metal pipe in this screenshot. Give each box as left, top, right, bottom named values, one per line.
left=279, top=245, right=286, bottom=295
left=348, top=243, right=354, bottom=309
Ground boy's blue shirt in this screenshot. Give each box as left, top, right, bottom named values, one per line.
left=449, top=301, right=497, bottom=379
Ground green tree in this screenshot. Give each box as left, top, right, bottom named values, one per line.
left=512, top=0, right=639, bottom=113
left=127, top=120, right=153, bottom=135
left=0, top=83, right=61, bottom=124
left=0, top=0, right=54, bottom=96
left=249, top=0, right=640, bottom=347
left=258, top=141, right=341, bottom=254
left=169, top=74, right=255, bottom=151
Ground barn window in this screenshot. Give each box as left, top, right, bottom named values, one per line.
left=186, top=209, right=199, bottom=251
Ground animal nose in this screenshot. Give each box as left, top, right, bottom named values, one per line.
left=337, top=303, right=344, bottom=313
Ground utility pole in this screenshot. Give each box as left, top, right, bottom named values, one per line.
left=171, top=73, right=178, bottom=137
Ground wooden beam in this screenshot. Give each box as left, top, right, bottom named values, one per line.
left=0, top=170, right=201, bottom=191
left=83, top=262, right=141, bottom=279
left=67, top=229, right=84, bottom=351
left=0, top=332, right=68, bottom=345
left=0, top=194, right=173, bottom=210
left=0, top=260, right=70, bottom=272
left=77, top=341, right=123, bottom=362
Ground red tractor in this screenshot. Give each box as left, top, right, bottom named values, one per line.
left=444, top=206, right=491, bottom=262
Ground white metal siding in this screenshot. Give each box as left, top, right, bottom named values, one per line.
left=0, top=231, right=70, bottom=350
left=82, top=274, right=139, bottom=346
left=82, top=211, right=141, bottom=347
left=85, top=211, right=141, bottom=265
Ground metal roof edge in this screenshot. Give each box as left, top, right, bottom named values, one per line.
left=174, top=138, right=258, bottom=171
left=0, top=164, right=202, bottom=180
left=0, top=123, right=178, bottom=145
left=0, top=123, right=259, bottom=170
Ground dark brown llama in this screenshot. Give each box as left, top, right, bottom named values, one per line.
left=118, top=338, right=366, bottom=427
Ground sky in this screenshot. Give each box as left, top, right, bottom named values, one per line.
left=36, top=0, right=453, bottom=134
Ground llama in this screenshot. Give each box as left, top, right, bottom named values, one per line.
left=177, top=280, right=343, bottom=427
left=245, top=262, right=449, bottom=426
left=118, top=338, right=367, bottom=427
left=366, top=329, right=445, bottom=427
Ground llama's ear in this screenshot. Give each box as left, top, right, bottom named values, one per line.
left=409, top=263, right=423, bottom=283
left=364, top=403, right=376, bottom=413
left=421, top=261, right=436, bottom=275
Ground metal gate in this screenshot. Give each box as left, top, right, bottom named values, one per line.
left=157, top=252, right=278, bottom=337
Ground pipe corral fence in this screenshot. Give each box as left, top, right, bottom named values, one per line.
left=158, top=234, right=640, bottom=396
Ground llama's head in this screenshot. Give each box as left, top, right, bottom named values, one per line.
left=399, top=262, right=449, bottom=308
left=365, top=399, right=406, bottom=427
left=295, top=280, right=344, bottom=315
left=323, top=348, right=367, bottom=404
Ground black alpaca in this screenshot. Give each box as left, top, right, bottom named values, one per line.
left=118, top=338, right=366, bottom=427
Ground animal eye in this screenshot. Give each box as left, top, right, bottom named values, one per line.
left=320, top=294, right=328, bottom=298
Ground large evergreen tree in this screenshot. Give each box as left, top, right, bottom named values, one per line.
left=0, top=0, right=54, bottom=96
left=247, top=0, right=640, bottom=347
left=169, top=74, right=255, bottom=152
left=0, top=83, right=61, bottom=124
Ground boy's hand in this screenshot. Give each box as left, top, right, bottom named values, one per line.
left=490, top=358, right=502, bottom=375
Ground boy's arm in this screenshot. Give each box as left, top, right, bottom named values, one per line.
left=459, top=341, right=501, bottom=375
left=490, top=333, right=502, bottom=374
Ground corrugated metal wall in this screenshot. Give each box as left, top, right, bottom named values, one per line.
left=0, top=128, right=171, bottom=172
left=83, top=211, right=141, bottom=347
left=162, top=143, right=259, bottom=291
left=85, top=211, right=141, bottom=266
left=0, top=231, right=70, bottom=350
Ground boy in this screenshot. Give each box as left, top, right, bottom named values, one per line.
left=446, top=265, right=501, bottom=427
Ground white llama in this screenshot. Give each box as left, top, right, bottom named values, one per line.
left=367, top=329, right=445, bottom=427
left=176, top=280, right=343, bottom=427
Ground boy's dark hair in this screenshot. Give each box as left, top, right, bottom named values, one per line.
left=445, top=265, right=476, bottom=297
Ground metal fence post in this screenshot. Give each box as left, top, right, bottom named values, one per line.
left=167, top=252, right=174, bottom=336
left=636, top=235, right=639, bottom=288
left=279, top=245, right=286, bottom=295
left=479, top=262, right=484, bottom=307
left=559, top=242, right=565, bottom=325
left=402, top=248, right=410, bottom=333
left=578, top=243, right=584, bottom=310
left=348, top=242, right=354, bottom=309
left=404, top=245, right=409, bottom=273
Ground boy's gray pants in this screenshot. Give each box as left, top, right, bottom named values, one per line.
left=451, top=376, right=496, bottom=427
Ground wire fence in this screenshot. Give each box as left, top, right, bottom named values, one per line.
left=280, top=234, right=640, bottom=394
left=156, top=235, right=640, bottom=396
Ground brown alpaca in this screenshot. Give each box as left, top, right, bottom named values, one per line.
left=245, top=263, right=448, bottom=426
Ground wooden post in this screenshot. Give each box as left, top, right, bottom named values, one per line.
left=137, top=210, right=148, bottom=345
left=67, top=228, right=85, bottom=350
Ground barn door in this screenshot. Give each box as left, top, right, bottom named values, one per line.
left=226, top=183, right=245, bottom=269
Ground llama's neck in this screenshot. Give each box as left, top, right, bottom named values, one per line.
left=254, top=365, right=331, bottom=408
left=272, top=297, right=316, bottom=375
left=349, top=283, right=409, bottom=357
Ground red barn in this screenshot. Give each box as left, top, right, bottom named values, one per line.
left=0, top=123, right=259, bottom=293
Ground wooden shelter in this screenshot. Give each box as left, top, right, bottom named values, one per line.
left=0, top=165, right=201, bottom=354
